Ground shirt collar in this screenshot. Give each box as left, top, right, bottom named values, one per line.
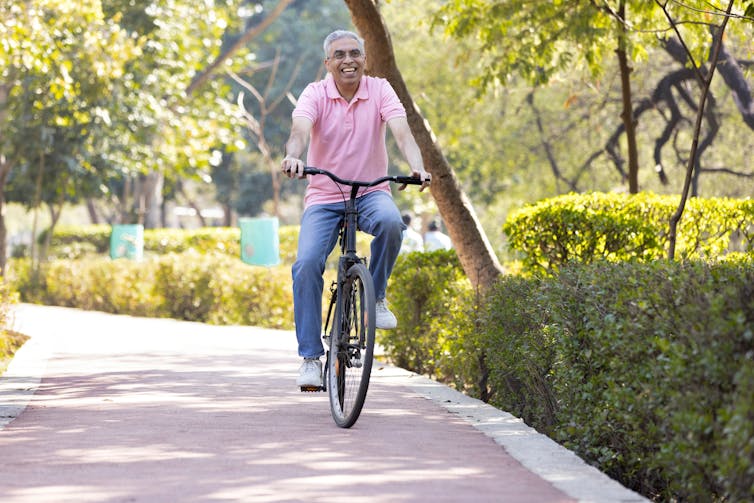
left=325, top=73, right=369, bottom=102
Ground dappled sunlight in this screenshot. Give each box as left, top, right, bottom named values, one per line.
left=4, top=485, right=130, bottom=503
left=56, top=444, right=212, bottom=463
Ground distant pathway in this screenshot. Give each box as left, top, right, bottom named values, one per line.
left=0, top=304, right=647, bottom=502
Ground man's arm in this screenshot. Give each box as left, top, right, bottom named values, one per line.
left=281, top=116, right=313, bottom=178
left=388, top=116, right=431, bottom=191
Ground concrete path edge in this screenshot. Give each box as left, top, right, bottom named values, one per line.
left=385, top=369, right=648, bottom=503
left=0, top=333, right=51, bottom=430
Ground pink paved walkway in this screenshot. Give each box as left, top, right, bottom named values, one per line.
left=1, top=305, right=646, bottom=503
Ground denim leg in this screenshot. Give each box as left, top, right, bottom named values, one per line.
left=292, top=203, right=342, bottom=359
left=356, top=191, right=405, bottom=300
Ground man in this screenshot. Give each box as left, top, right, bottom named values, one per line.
left=400, top=212, right=424, bottom=254
left=424, top=219, right=452, bottom=251
left=281, top=30, right=431, bottom=389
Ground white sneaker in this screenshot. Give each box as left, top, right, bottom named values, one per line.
left=296, top=358, right=322, bottom=388
left=375, top=299, right=397, bottom=330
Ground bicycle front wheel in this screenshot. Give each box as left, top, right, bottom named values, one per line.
left=327, top=262, right=376, bottom=428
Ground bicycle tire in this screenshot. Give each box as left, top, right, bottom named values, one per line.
left=327, top=262, right=376, bottom=428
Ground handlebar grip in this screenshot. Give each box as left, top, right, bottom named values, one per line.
left=302, top=167, right=322, bottom=176
left=394, top=176, right=423, bottom=185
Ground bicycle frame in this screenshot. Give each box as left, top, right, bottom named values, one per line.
left=321, top=186, right=363, bottom=393
left=296, top=166, right=426, bottom=426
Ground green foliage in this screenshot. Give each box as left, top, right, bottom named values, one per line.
left=431, top=1, right=748, bottom=90
left=382, top=250, right=479, bottom=391
left=1, top=0, right=247, bottom=222
left=0, top=281, right=25, bottom=374
left=144, top=228, right=241, bottom=256
left=1, top=0, right=140, bottom=208
left=380, top=248, right=754, bottom=501
left=433, top=0, right=660, bottom=87
left=504, top=192, right=754, bottom=274
left=481, top=258, right=754, bottom=501
left=479, top=274, right=558, bottom=427
left=44, top=224, right=307, bottom=262
left=7, top=254, right=294, bottom=329
left=44, top=224, right=112, bottom=254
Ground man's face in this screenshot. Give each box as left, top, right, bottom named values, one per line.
left=324, top=37, right=365, bottom=88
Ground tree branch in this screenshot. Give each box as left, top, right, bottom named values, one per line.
left=186, top=0, right=293, bottom=95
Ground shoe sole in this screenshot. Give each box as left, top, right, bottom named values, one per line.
left=300, top=385, right=324, bottom=392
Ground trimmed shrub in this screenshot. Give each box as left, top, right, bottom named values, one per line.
left=481, top=257, right=754, bottom=501
left=144, top=227, right=241, bottom=256
left=382, top=250, right=479, bottom=392
left=0, top=280, right=25, bottom=374
left=504, top=192, right=753, bottom=274
left=44, top=224, right=111, bottom=254
left=480, top=274, right=558, bottom=428
left=7, top=254, right=294, bottom=329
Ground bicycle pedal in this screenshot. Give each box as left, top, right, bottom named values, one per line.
left=300, top=385, right=325, bottom=392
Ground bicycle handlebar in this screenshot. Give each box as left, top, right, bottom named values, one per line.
left=298, top=166, right=426, bottom=188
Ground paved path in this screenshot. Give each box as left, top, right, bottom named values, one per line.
left=1, top=304, right=647, bottom=503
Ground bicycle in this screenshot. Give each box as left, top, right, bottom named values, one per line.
left=292, top=166, right=428, bottom=428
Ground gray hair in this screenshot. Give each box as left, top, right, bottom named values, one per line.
left=323, top=30, right=364, bottom=58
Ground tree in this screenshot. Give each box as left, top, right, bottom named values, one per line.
left=99, top=0, right=248, bottom=228
left=432, top=0, right=753, bottom=194
left=191, top=0, right=352, bottom=223
left=432, top=0, right=663, bottom=193
left=344, top=0, right=504, bottom=291
left=1, top=0, right=255, bottom=259
left=0, top=0, right=138, bottom=272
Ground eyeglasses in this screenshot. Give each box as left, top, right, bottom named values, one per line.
left=328, top=49, right=364, bottom=61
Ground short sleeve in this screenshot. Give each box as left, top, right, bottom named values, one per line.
left=379, top=79, right=406, bottom=122
left=292, top=82, right=320, bottom=124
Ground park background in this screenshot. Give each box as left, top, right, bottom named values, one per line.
left=2, top=1, right=754, bottom=501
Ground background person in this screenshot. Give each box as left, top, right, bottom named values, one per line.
left=424, top=219, right=452, bottom=251
left=281, top=30, right=431, bottom=389
left=399, top=212, right=424, bottom=254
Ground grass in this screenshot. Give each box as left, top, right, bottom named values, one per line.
left=0, top=330, right=30, bottom=375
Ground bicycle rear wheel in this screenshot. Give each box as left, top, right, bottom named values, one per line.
left=327, top=262, right=376, bottom=428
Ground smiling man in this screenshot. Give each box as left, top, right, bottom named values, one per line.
left=280, top=29, right=430, bottom=390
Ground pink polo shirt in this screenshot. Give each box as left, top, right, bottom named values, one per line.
left=292, top=73, right=407, bottom=208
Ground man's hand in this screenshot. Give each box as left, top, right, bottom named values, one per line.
left=281, top=155, right=305, bottom=179
left=399, top=169, right=432, bottom=192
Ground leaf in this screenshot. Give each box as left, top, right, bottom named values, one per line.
left=745, top=2, right=754, bottom=19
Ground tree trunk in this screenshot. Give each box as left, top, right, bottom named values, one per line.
left=86, top=198, right=101, bottom=224
left=186, top=0, right=294, bottom=95
left=0, top=82, right=10, bottom=275
left=135, top=172, right=164, bottom=229
left=667, top=1, right=734, bottom=259
left=616, top=0, right=639, bottom=193
left=0, top=158, right=9, bottom=276
left=344, top=0, right=504, bottom=292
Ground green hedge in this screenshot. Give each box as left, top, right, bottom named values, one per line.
left=44, top=225, right=266, bottom=259
left=504, top=192, right=754, bottom=274
left=385, top=251, right=754, bottom=501
left=8, top=253, right=294, bottom=329
left=481, top=256, right=754, bottom=501
left=44, top=224, right=367, bottom=267
left=0, top=281, right=25, bottom=374
left=381, top=250, right=480, bottom=392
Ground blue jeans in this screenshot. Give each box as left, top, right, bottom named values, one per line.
left=292, top=191, right=404, bottom=359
